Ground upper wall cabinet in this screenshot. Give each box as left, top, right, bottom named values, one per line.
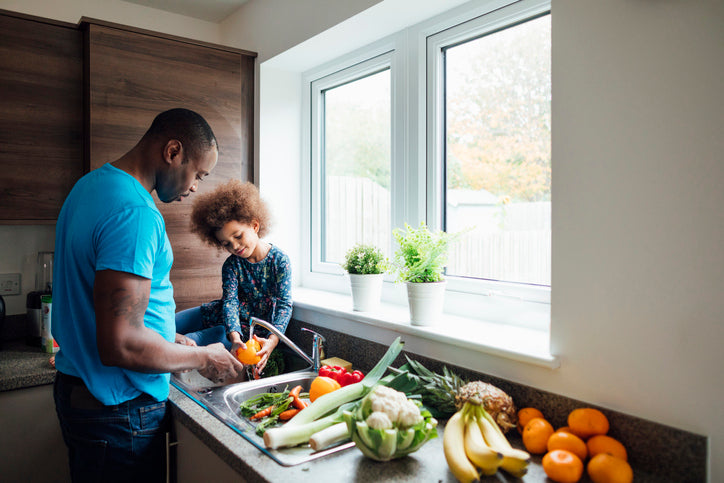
left=83, top=19, right=256, bottom=310
left=0, top=12, right=83, bottom=223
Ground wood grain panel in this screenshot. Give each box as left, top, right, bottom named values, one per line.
left=0, top=13, right=83, bottom=222
left=84, top=21, right=255, bottom=310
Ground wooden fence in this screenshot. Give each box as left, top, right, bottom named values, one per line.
left=324, top=176, right=550, bottom=285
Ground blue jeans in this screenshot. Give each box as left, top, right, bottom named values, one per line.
left=53, top=372, right=170, bottom=483
left=175, top=306, right=231, bottom=349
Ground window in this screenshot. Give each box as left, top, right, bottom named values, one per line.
left=305, top=0, right=551, bottom=323
left=309, top=53, right=393, bottom=275
left=439, top=14, right=551, bottom=286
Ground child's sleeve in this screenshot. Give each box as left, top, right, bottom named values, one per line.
left=271, top=251, right=293, bottom=334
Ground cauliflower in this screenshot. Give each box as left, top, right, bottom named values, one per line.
left=343, top=385, right=438, bottom=461
left=367, top=385, right=423, bottom=428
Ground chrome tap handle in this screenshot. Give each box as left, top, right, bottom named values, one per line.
left=301, top=327, right=325, bottom=371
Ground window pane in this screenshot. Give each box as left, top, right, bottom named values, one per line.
left=322, top=69, right=391, bottom=264
left=444, top=15, right=551, bottom=285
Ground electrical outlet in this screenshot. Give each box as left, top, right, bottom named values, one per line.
left=0, top=273, right=21, bottom=295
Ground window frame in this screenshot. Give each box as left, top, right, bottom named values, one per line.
left=426, top=0, right=552, bottom=305
left=301, top=0, right=552, bottom=329
left=309, top=51, right=395, bottom=276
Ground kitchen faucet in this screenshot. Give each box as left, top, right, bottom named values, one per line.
left=249, top=317, right=325, bottom=372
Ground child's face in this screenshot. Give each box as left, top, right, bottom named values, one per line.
left=215, top=220, right=261, bottom=260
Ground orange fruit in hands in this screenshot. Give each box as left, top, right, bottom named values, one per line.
left=309, top=376, right=341, bottom=402
left=547, top=431, right=588, bottom=461
left=522, top=417, right=554, bottom=454
left=568, top=407, right=609, bottom=439
left=517, top=407, right=545, bottom=433
left=586, top=434, right=627, bottom=461
left=587, top=453, right=633, bottom=483
left=542, top=449, right=584, bottom=483
left=236, top=339, right=262, bottom=365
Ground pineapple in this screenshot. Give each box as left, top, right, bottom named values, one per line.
left=390, top=356, right=518, bottom=433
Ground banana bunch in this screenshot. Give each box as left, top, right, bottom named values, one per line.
left=443, top=401, right=531, bottom=482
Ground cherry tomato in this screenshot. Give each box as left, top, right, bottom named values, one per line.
left=352, top=370, right=364, bottom=383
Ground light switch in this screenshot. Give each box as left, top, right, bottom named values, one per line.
left=0, top=273, right=21, bottom=295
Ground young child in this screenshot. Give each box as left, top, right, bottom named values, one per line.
left=176, top=180, right=292, bottom=376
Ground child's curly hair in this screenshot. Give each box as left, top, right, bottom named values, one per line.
left=190, top=179, right=271, bottom=248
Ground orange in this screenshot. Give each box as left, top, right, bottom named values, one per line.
left=587, top=453, right=633, bottom=483
left=542, top=449, right=584, bottom=483
left=547, top=431, right=588, bottom=461
left=522, top=417, right=554, bottom=454
left=556, top=426, right=574, bottom=434
left=587, top=435, right=627, bottom=461
left=568, top=408, right=609, bottom=439
left=236, top=339, right=262, bottom=365
left=517, top=407, right=545, bottom=434
left=308, top=376, right=341, bottom=402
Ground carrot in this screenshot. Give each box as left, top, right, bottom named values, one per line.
left=250, top=405, right=275, bottom=420
left=289, top=385, right=307, bottom=410
left=279, top=408, right=301, bottom=421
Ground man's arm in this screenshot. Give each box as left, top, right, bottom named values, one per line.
left=94, top=269, right=243, bottom=381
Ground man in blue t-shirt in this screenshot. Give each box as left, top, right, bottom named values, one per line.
left=52, top=108, right=244, bottom=482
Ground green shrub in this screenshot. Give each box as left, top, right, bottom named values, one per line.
left=342, top=243, right=387, bottom=275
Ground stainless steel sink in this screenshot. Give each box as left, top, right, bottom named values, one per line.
left=172, top=362, right=355, bottom=466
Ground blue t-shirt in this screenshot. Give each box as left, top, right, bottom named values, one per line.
left=53, top=163, right=175, bottom=405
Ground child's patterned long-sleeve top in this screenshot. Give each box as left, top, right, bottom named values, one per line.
left=200, top=245, right=292, bottom=339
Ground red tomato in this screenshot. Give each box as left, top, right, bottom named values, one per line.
left=352, top=370, right=364, bottom=383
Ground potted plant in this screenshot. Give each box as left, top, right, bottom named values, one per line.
left=341, top=243, right=387, bottom=312
left=392, top=222, right=460, bottom=326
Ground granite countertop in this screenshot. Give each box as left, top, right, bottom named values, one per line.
left=0, top=339, right=57, bottom=391
left=0, top=341, right=677, bottom=482
left=170, top=385, right=552, bottom=483
left=170, top=386, right=667, bottom=483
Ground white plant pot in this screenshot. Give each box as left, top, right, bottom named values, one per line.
left=348, top=273, right=384, bottom=312
left=405, top=280, right=447, bottom=326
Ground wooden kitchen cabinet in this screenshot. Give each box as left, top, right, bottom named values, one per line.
left=0, top=11, right=83, bottom=223
left=82, top=19, right=256, bottom=310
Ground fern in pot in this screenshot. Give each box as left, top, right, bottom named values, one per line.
left=392, top=223, right=460, bottom=325
left=342, top=243, right=387, bottom=312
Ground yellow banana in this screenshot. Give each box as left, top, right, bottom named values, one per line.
left=443, top=411, right=480, bottom=483
left=463, top=417, right=502, bottom=476
left=477, top=411, right=531, bottom=477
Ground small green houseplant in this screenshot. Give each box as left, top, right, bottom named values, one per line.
left=342, top=243, right=387, bottom=312
left=392, top=222, right=458, bottom=283
left=392, top=223, right=461, bottom=325
left=342, top=243, right=387, bottom=275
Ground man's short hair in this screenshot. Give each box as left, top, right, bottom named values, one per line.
left=144, top=108, right=218, bottom=161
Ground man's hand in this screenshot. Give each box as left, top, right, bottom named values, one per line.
left=198, top=342, right=245, bottom=383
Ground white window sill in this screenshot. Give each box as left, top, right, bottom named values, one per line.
left=292, top=287, right=559, bottom=370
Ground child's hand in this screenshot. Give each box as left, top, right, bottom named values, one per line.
left=253, top=334, right=278, bottom=374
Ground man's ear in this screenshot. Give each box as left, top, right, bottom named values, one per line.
left=164, top=140, right=184, bottom=166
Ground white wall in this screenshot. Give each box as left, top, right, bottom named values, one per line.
left=219, top=0, right=382, bottom=63
left=551, top=0, right=724, bottom=477
left=0, top=0, right=220, bottom=42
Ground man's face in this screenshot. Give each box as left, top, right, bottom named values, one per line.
left=157, top=143, right=218, bottom=203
